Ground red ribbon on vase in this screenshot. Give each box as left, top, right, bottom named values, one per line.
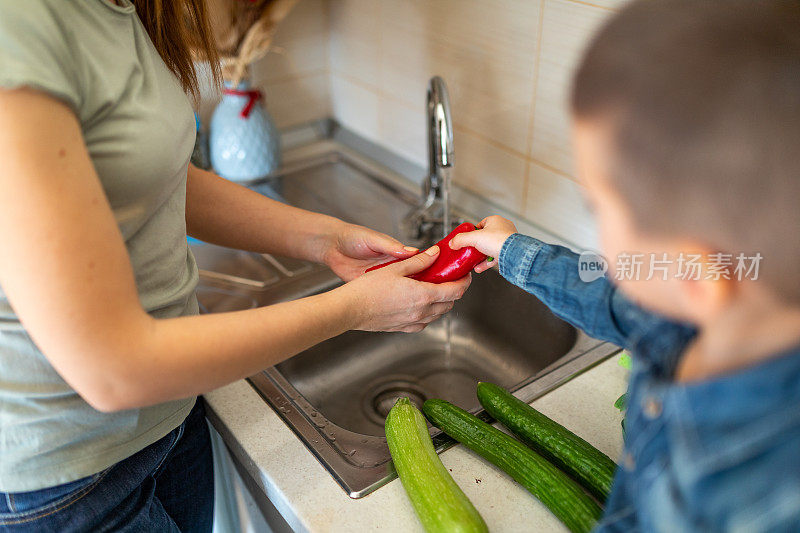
left=223, top=88, right=262, bottom=119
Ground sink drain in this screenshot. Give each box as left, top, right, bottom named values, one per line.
left=363, top=378, right=428, bottom=425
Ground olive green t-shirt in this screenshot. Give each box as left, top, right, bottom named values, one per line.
left=0, top=0, right=200, bottom=491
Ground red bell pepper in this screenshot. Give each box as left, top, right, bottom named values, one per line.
left=365, top=222, right=487, bottom=283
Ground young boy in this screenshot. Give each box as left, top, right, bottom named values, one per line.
left=454, top=0, right=800, bottom=530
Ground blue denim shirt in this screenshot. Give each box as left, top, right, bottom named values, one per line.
left=499, top=233, right=800, bottom=532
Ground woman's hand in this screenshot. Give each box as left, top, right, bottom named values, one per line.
left=339, top=246, right=471, bottom=333
left=322, top=222, right=418, bottom=281
left=449, top=215, right=518, bottom=273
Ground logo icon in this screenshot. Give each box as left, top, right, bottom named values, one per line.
left=578, top=250, right=608, bottom=282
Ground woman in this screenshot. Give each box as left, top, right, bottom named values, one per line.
left=0, top=0, right=470, bottom=530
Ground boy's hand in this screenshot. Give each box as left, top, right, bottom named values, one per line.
left=450, top=215, right=517, bottom=273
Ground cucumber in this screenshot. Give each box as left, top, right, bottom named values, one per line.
left=385, top=398, right=488, bottom=533
left=477, top=382, right=617, bottom=502
left=423, top=399, right=601, bottom=533
left=614, top=392, right=628, bottom=411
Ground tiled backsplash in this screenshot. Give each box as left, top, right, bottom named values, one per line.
left=201, top=0, right=629, bottom=249
left=197, top=0, right=331, bottom=130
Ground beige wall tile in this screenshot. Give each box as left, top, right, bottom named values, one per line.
left=454, top=129, right=527, bottom=214
left=577, top=0, right=630, bottom=10
left=378, top=0, right=542, bottom=155
left=248, top=0, right=331, bottom=129
left=252, top=0, right=329, bottom=83
left=324, top=0, right=612, bottom=244
left=329, top=0, right=382, bottom=87
left=330, top=75, right=380, bottom=141
left=525, top=162, right=598, bottom=248
left=198, top=0, right=331, bottom=127
left=530, top=0, right=613, bottom=177
left=377, top=97, right=427, bottom=169
left=261, top=73, right=331, bottom=129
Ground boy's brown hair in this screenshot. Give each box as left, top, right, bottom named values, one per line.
left=571, top=0, right=800, bottom=303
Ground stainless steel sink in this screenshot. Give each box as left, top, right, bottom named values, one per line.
left=193, top=146, right=619, bottom=498
left=275, top=270, right=576, bottom=437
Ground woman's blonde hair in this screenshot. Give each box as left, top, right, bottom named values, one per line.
left=132, top=0, right=221, bottom=98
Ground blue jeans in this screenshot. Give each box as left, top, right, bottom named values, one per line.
left=0, top=398, right=214, bottom=532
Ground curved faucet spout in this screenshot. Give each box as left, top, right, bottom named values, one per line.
left=424, top=76, right=454, bottom=209
left=403, top=77, right=459, bottom=242
left=428, top=76, right=454, bottom=174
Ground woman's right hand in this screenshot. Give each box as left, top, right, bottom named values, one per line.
left=340, top=246, right=472, bottom=333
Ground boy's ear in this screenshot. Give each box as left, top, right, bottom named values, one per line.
left=678, top=252, right=737, bottom=323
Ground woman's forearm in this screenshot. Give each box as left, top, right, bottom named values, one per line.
left=185, top=164, right=343, bottom=263
left=76, top=246, right=464, bottom=412
left=89, top=286, right=360, bottom=412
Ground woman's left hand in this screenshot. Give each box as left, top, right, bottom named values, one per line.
left=322, top=223, right=418, bottom=281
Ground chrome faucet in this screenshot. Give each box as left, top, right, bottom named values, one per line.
left=423, top=76, right=454, bottom=208
left=403, top=76, right=459, bottom=242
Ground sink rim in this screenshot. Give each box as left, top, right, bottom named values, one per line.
left=248, top=327, right=619, bottom=498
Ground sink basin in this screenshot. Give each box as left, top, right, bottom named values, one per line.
left=277, top=269, right=575, bottom=437
left=194, top=147, right=619, bottom=498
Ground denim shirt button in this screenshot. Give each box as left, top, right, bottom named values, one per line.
left=622, top=451, right=636, bottom=471
left=643, top=397, right=663, bottom=419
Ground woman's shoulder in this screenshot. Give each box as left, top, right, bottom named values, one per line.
left=0, top=0, right=89, bottom=115
left=0, top=0, right=74, bottom=26
left=0, top=0, right=95, bottom=45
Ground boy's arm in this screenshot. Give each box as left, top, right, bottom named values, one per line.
left=498, top=233, right=665, bottom=348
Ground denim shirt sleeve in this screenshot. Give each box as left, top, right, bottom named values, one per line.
left=498, top=233, right=666, bottom=348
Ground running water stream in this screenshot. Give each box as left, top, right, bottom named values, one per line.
left=441, top=168, right=453, bottom=367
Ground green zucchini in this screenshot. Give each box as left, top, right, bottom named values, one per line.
left=477, top=382, right=617, bottom=502
left=423, top=399, right=601, bottom=533
left=385, top=398, right=488, bottom=533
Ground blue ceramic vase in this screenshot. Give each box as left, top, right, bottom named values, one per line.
left=210, top=81, right=280, bottom=182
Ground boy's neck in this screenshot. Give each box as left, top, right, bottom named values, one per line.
left=676, top=300, right=800, bottom=383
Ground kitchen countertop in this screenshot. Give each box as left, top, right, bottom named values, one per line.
left=204, top=354, right=628, bottom=533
